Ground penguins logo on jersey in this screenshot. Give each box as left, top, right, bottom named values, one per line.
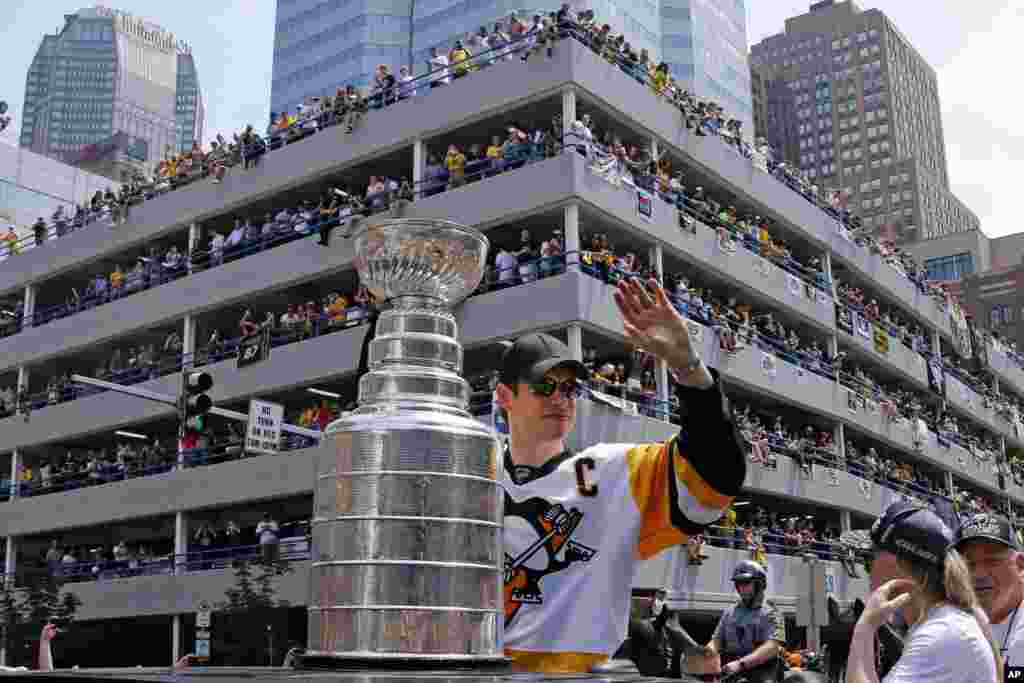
left=503, top=495, right=597, bottom=626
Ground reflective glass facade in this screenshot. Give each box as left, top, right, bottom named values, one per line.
left=661, top=0, right=751, bottom=132
left=20, top=8, right=201, bottom=167
left=176, top=53, right=204, bottom=153
left=0, top=143, right=112, bottom=233
left=270, top=0, right=744, bottom=125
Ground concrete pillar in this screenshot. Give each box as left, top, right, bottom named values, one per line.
left=412, top=139, right=425, bottom=190
left=566, top=324, right=583, bottom=362
left=562, top=87, right=577, bottom=131
left=4, top=536, right=15, bottom=583
left=827, top=334, right=839, bottom=359
left=188, top=223, right=201, bottom=254
left=839, top=510, right=852, bottom=533
left=0, top=537, right=12, bottom=666
left=172, top=615, right=183, bottom=664
left=175, top=511, right=189, bottom=576
left=182, top=315, right=196, bottom=370
left=833, top=422, right=845, bottom=462
left=647, top=244, right=664, bottom=282
left=9, top=450, right=19, bottom=500
left=564, top=203, right=580, bottom=271
left=649, top=243, right=670, bottom=418
left=22, top=284, right=36, bottom=329
left=822, top=251, right=835, bottom=298
left=16, top=367, right=29, bottom=398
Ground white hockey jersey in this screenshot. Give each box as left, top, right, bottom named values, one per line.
left=501, top=437, right=737, bottom=672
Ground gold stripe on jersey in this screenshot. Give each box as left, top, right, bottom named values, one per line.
left=506, top=649, right=609, bottom=673
left=628, top=442, right=688, bottom=559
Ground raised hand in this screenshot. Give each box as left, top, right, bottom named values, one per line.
left=613, top=276, right=710, bottom=388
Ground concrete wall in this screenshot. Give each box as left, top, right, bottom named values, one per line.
left=4, top=277, right=1014, bottom=540
left=2, top=42, right=947, bottom=349
left=0, top=52, right=575, bottom=298
left=62, top=543, right=868, bottom=623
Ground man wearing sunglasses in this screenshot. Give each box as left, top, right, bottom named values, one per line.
left=494, top=276, right=745, bottom=672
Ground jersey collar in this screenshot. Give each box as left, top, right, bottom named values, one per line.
left=503, top=439, right=575, bottom=485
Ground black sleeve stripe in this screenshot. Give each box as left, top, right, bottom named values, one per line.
left=674, top=368, right=746, bottom=497
left=666, top=441, right=715, bottom=536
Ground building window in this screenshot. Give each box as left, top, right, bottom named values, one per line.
left=924, top=253, right=974, bottom=282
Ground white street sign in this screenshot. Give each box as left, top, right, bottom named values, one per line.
left=247, top=399, right=284, bottom=455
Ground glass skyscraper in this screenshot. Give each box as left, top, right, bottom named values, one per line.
left=20, top=7, right=203, bottom=166
left=269, top=0, right=750, bottom=129
left=661, top=0, right=751, bottom=131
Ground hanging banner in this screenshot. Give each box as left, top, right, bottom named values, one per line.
left=716, top=229, right=737, bottom=253
left=678, top=211, right=697, bottom=236
left=786, top=273, right=803, bottom=299
left=824, top=467, right=841, bottom=486
left=854, top=312, right=871, bottom=339
left=637, top=190, right=653, bottom=222
left=847, top=389, right=864, bottom=413
left=873, top=324, right=890, bottom=355
left=837, top=305, right=853, bottom=335
left=927, top=359, right=947, bottom=399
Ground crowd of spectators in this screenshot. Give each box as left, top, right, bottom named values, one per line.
left=0, top=0, right=942, bottom=323
left=24, top=513, right=310, bottom=585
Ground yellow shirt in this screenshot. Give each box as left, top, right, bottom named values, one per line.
left=450, top=48, right=471, bottom=73
left=486, top=144, right=503, bottom=159
left=652, top=70, right=668, bottom=93
left=110, top=270, right=123, bottom=289
left=446, top=151, right=466, bottom=178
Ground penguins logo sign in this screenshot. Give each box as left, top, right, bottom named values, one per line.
left=503, top=495, right=597, bottom=626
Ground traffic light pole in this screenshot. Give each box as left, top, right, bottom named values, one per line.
left=69, top=374, right=325, bottom=440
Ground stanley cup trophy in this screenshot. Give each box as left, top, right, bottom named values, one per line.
left=306, top=218, right=507, bottom=667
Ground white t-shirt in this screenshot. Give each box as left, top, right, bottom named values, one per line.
left=990, top=600, right=1024, bottom=670
left=883, top=604, right=997, bottom=683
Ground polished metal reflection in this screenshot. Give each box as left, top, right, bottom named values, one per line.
left=309, top=218, right=505, bottom=665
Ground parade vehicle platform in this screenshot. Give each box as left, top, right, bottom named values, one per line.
left=13, top=666, right=684, bottom=683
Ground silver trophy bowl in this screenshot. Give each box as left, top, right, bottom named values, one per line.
left=307, top=218, right=506, bottom=667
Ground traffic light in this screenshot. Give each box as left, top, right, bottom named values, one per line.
left=180, top=371, right=213, bottom=432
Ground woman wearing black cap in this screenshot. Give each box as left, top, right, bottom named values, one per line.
left=845, top=501, right=1001, bottom=682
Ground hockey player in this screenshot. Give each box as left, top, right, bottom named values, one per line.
left=494, top=276, right=745, bottom=672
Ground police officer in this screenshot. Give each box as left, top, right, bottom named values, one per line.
left=953, top=512, right=1024, bottom=671
left=706, top=560, right=785, bottom=683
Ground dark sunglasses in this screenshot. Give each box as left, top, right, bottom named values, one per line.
left=528, top=378, right=584, bottom=399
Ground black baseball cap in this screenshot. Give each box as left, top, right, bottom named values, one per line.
left=499, top=333, right=588, bottom=387
left=870, top=500, right=953, bottom=569
left=952, top=513, right=1020, bottom=552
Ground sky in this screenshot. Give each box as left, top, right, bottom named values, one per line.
left=0, top=1, right=1020, bottom=237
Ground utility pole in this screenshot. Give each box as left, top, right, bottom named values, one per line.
left=69, top=374, right=323, bottom=440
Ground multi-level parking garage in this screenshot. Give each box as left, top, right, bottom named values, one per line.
left=0, top=39, right=1022, bottom=667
